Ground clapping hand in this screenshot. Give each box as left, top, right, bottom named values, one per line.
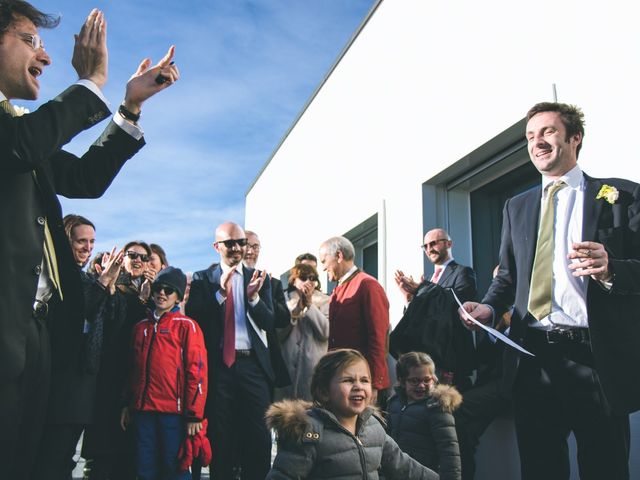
left=72, top=9, right=108, bottom=88
left=97, top=247, right=124, bottom=294
left=247, top=270, right=266, bottom=302
left=394, top=270, right=419, bottom=302
left=123, top=45, right=180, bottom=114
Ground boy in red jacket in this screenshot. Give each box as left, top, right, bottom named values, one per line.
left=121, top=267, right=208, bottom=480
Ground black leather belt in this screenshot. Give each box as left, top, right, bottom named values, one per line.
left=33, top=299, right=49, bottom=320
left=235, top=349, right=252, bottom=357
left=527, top=327, right=590, bottom=346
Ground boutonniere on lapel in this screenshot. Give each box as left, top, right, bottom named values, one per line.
left=596, top=184, right=619, bottom=205
left=13, top=106, right=29, bottom=116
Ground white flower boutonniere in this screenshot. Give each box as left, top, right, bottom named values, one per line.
left=596, top=184, right=619, bottom=204
left=13, top=106, right=29, bottom=116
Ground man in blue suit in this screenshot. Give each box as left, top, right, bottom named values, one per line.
left=187, top=221, right=275, bottom=480
left=461, top=102, right=640, bottom=479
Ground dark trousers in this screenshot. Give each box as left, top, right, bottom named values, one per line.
left=135, top=411, right=190, bottom=480
left=0, top=314, right=50, bottom=480
left=513, top=338, right=630, bottom=480
left=33, top=423, right=84, bottom=480
left=211, top=354, right=272, bottom=480
left=455, top=378, right=511, bottom=480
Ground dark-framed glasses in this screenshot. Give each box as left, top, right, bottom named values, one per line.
left=126, top=251, right=149, bottom=262
left=16, top=32, right=45, bottom=50
left=152, top=284, right=176, bottom=296
left=216, top=238, right=247, bottom=249
left=406, top=376, right=435, bottom=386
left=422, top=238, right=448, bottom=250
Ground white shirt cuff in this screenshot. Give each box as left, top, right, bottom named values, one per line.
left=76, top=79, right=143, bottom=140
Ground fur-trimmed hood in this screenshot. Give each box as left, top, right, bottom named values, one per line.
left=429, top=384, right=462, bottom=413
left=392, top=383, right=462, bottom=413
left=265, top=399, right=314, bottom=442
left=265, top=399, right=383, bottom=443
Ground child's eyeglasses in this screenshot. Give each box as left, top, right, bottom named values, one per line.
left=152, top=284, right=176, bottom=296
left=126, top=251, right=149, bottom=262
left=406, top=376, right=435, bottom=386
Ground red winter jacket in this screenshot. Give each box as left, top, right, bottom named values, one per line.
left=127, top=308, right=208, bottom=420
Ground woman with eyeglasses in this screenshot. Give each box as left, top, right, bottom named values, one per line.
left=387, top=351, right=462, bottom=480
left=82, top=240, right=156, bottom=479
left=276, top=263, right=330, bottom=401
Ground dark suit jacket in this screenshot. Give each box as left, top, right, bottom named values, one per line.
left=483, top=173, right=640, bottom=414
left=186, top=264, right=277, bottom=384
left=391, top=261, right=477, bottom=389
left=269, top=276, right=292, bottom=388
left=0, top=85, right=144, bottom=382
left=438, top=261, right=478, bottom=386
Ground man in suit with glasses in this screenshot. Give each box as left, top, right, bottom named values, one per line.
left=0, top=2, right=178, bottom=477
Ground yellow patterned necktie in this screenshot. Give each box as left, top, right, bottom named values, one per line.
left=0, top=98, right=17, bottom=116
left=2, top=99, right=64, bottom=300
left=527, top=180, right=567, bottom=321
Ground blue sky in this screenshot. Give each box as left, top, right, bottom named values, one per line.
left=24, top=0, right=375, bottom=272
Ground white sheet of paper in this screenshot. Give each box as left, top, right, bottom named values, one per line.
left=451, top=289, right=534, bottom=357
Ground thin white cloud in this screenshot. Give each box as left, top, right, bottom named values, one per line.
left=33, top=0, right=375, bottom=271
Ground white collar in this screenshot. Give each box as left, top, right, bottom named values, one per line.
left=541, top=164, right=583, bottom=192
left=338, top=265, right=358, bottom=284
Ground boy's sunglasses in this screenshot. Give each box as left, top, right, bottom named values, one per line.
left=126, top=251, right=149, bottom=262
left=216, top=238, right=247, bottom=248
left=152, top=284, right=176, bottom=296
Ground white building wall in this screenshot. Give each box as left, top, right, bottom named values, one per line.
left=246, top=0, right=640, bottom=477
left=246, top=0, right=639, bottom=317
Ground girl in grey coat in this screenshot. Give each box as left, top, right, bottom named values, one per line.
left=266, top=349, right=439, bottom=480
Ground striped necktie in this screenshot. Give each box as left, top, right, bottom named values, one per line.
left=2, top=99, right=64, bottom=299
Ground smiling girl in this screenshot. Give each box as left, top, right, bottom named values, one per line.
left=265, top=349, right=439, bottom=479
left=387, top=352, right=462, bottom=480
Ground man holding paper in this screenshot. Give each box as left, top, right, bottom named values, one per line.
left=460, top=102, right=640, bottom=479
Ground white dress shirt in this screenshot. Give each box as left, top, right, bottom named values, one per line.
left=537, top=165, right=589, bottom=328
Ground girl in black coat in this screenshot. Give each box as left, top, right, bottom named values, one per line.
left=387, top=351, right=462, bottom=480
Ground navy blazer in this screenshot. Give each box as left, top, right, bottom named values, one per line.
left=483, top=173, right=640, bottom=414
left=186, top=264, right=277, bottom=383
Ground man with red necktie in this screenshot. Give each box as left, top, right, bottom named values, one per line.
left=186, top=222, right=275, bottom=480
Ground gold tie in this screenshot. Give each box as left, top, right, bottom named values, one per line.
left=0, top=99, right=17, bottom=116
left=2, top=99, right=64, bottom=300
left=527, top=180, right=566, bottom=321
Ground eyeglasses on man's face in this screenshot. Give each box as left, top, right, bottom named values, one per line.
left=151, top=284, right=176, bottom=296
left=126, top=251, right=149, bottom=262
left=216, top=238, right=247, bottom=249
left=422, top=238, right=448, bottom=250
left=246, top=243, right=261, bottom=251
left=16, top=32, right=45, bottom=50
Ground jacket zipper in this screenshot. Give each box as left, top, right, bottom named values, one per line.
left=191, top=350, right=203, bottom=405
left=140, top=322, right=158, bottom=410
left=354, top=435, right=367, bottom=480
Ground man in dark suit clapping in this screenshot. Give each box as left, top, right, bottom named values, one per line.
left=187, top=222, right=276, bottom=480
left=0, top=2, right=178, bottom=478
